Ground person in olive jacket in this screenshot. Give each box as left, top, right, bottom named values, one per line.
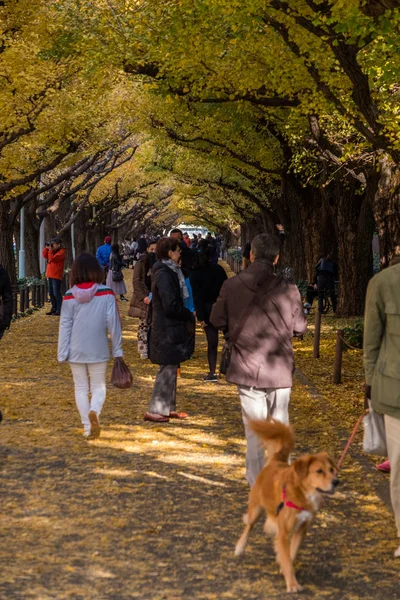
left=0, top=264, right=13, bottom=341
left=145, top=237, right=195, bottom=423
left=364, top=258, right=400, bottom=558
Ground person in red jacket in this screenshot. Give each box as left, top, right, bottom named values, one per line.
left=42, top=237, right=66, bottom=316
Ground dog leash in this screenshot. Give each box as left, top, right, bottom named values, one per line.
left=337, top=410, right=369, bottom=470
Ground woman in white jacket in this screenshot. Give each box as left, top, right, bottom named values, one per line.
left=58, top=252, right=123, bottom=438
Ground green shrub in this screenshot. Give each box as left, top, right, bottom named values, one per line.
left=342, top=320, right=364, bottom=351
left=296, top=280, right=308, bottom=298
left=16, top=276, right=45, bottom=286
left=227, top=247, right=243, bottom=263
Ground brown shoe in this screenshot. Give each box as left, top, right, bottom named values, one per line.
left=144, top=412, right=170, bottom=422
left=89, top=410, right=101, bottom=438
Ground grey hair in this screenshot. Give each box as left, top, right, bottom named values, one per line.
left=251, top=233, right=281, bottom=261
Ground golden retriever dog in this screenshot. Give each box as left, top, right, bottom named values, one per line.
left=235, top=420, right=339, bottom=593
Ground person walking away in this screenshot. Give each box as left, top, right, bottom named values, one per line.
left=215, top=234, right=222, bottom=259
left=137, top=234, right=148, bottom=255
left=210, top=233, right=307, bottom=486
left=0, top=264, right=12, bottom=341
left=96, top=236, right=112, bottom=281
left=130, top=238, right=139, bottom=267
left=106, top=243, right=128, bottom=301
left=206, top=233, right=219, bottom=265
left=375, top=257, right=400, bottom=474
left=190, top=246, right=227, bottom=381
left=303, top=261, right=322, bottom=314
left=122, top=239, right=132, bottom=268
left=58, top=252, right=123, bottom=438
left=145, top=237, right=195, bottom=422
left=316, top=252, right=338, bottom=313
left=191, top=235, right=198, bottom=250
left=170, top=228, right=195, bottom=273
left=129, top=239, right=157, bottom=359
left=364, top=257, right=400, bottom=557
left=42, top=237, right=66, bottom=316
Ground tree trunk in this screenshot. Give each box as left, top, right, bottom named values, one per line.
left=0, top=201, right=17, bottom=283
left=25, top=201, right=41, bottom=278
left=279, top=174, right=333, bottom=282
left=373, top=159, right=400, bottom=267
left=73, top=210, right=89, bottom=256
left=325, top=174, right=376, bottom=316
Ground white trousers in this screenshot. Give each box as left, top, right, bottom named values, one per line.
left=238, top=385, right=291, bottom=487
left=69, top=362, right=108, bottom=432
left=385, top=414, right=400, bottom=538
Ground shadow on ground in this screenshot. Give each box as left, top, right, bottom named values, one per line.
left=0, top=273, right=398, bottom=599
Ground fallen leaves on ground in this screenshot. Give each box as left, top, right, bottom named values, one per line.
left=0, top=269, right=398, bottom=599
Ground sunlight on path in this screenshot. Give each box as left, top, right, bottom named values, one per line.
left=0, top=270, right=398, bottom=599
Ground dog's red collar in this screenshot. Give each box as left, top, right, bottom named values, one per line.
left=276, top=487, right=305, bottom=515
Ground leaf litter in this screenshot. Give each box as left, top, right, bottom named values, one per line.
left=0, top=272, right=398, bottom=599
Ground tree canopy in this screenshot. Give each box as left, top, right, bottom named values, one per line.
left=1, top=0, right=400, bottom=313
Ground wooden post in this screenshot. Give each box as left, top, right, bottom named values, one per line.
left=333, top=329, right=344, bottom=384
left=313, top=311, right=321, bottom=358
left=33, top=284, right=38, bottom=306
left=19, top=287, right=25, bottom=313
left=12, top=288, right=18, bottom=316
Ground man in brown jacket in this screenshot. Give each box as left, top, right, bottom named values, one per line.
left=210, top=233, right=307, bottom=486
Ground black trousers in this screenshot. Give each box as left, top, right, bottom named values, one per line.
left=317, top=274, right=337, bottom=313
left=205, top=323, right=219, bottom=375
left=48, top=278, right=62, bottom=314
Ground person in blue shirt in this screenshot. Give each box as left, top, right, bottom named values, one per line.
left=96, top=236, right=112, bottom=278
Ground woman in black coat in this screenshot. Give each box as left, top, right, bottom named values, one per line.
left=145, top=237, right=195, bottom=423
left=190, top=245, right=227, bottom=381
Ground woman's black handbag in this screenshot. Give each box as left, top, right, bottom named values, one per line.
left=112, top=270, right=123, bottom=282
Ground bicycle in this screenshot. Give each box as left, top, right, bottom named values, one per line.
left=303, top=282, right=338, bottom=315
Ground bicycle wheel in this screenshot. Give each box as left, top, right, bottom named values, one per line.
left=321, top=294, right=330, bottom=314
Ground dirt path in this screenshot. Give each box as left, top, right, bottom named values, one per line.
left=0, top=274, right=398, bottom=599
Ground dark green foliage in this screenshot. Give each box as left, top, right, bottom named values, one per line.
left=342, top=320, right=364, bottom=351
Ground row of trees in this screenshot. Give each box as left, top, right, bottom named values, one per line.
left=0, top=2, right=187, bottom=281
left=1, top=1, right=400, bottom=314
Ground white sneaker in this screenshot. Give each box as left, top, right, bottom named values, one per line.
left=395, top=546, right=400, bottom=558
left=83, top=429, right=91, bottom=438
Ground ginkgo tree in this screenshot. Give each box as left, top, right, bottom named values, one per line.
left=53, top=0, right=398, bottom=313
left=2, top=0, right=400, bottom=314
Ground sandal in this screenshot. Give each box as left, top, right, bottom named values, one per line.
left=144, top=412, right=170, bottom=422
left=377, top=460, right=390, bottom=473
left=169, top=411, right=189, bottom=419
